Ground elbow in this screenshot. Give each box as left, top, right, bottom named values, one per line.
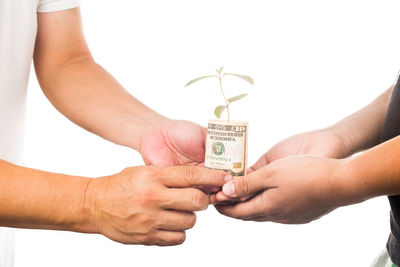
left=34, top=50, right=94, bottom=92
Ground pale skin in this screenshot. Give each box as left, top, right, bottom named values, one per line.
left=212, top=86, right=398, bottom=223
left=34, top=8, right=207, bottom=167
left=0, top=7, right=216, bottom=246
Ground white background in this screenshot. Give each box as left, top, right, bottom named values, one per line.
left=13, top=0, right=400, bottom=266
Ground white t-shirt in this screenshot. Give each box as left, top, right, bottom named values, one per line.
left=0, top=0, right=80, bottom=266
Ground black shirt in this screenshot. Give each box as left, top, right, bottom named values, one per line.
left=381, top=75, right=400, bottom=265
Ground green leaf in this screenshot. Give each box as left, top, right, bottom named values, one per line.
left=216, top=66, right=224, bottom=75
left=224, top=73, right=254, bottom=85
left=214, top=105, right=226, bottom=119
left=228, top=93, right=248, bottom=103
left=185, top=75, right=217, bottom=87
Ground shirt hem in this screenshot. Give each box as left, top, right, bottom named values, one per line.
left=37, top=0, right=81, bottom=13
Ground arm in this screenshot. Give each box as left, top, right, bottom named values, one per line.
left=0, top=160, right=226, bottom=244
left=33, top=8, right=166, bottom=151
left=213, top=86, right=393, bottom=203
left=342, top=135, right=400, bottom=201
left=0, top=160, right=92, bottom=232
left=247, top=86, right=393, bottom=172
left=326, top=86, right=393, bottom=156
left=214, top=136, right=400, bottom=223
left=34, top=8, right=206, bottom=166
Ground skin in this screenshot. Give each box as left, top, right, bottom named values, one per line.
left=213, top=87, right=396, bottom=223
left=0, top=161, right=226, bottom=245
left=34, top=8, right=206, bottom=167
left=0, top=8, right=216, bottom=246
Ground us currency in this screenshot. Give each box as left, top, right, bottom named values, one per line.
left=204, top=120, right=248, bottom=176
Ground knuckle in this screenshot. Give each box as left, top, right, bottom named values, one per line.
left=185, top=214, right=197, bottom=229
left=135, top=215, right=157, bottom=235
left=119, top=167, right=136, bottom=180
left=183, top=167, right=200, bottom=185
left=191, top=191, right=208, bottom=210
left=143, top=191, right=161, bottom=204
left=174, top=232, right=186, bottom=245
left=135, top=188, right=163, bottom=206
left=138, top=166, right=159, bottom=180
left=236, top=178, right=249, bottom=195
left=154, top=232, right=186, bottom=247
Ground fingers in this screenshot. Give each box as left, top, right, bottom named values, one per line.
left=192, top=185, right=222, bottom=194
left=151, top=230, right=186, bottom=246
left=161, top=188, right=210, bottom=211
left=215, top=200, right=263, bottom=220
left=249, top=155, right=269, bottom=172
left=212, top=191, right=254, bottom=204
left=159, top=166, right=227, bottom=188
left=157, top=210, right=196, bottom=231
left=246, top=167, right=256, bottom=175
left=214, top=192, right=232, bottom=202
left=222, top=169, right=268, bottom=198
left=209, top=192, right=237, bottom=205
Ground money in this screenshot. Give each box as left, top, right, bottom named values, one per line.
left=204, top=120, right=248, bottom=176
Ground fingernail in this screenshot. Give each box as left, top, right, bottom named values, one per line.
left=224, top=175, right=233, bottom=182
left=223, top=181, right=235, bottom=196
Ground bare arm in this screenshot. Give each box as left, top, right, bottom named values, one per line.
left=246, top=86, right=394, bottom=174
left=0, top=159, right=226, bottom=245
left=326, top=86, right=393, bottom=156
left=343, top=135, right=400, bottom=201
left=214, top=135, right=400, bottom=223
left=33, top=8, right=168, bottom=151
left=0, top=160, right=92, bottom=232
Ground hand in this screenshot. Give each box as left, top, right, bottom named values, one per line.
left=139, top=120, right=206, bottom=167
left=215, top=156, right=353, bottom=224
left=85, top=166, right=226, bottom=246
left=250, top=129, right=350, bottom=172
left=212, top=129, right=350, bottom=204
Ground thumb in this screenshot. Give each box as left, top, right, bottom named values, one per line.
left=222, top=169, right=267, bottom=198
left=249, top=154, right=269, bottom=172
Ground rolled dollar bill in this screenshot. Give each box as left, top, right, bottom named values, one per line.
left=204, top=120, right=248, bottom=176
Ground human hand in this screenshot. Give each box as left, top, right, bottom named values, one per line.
left=250, top=129, right=350, bottom=172
left=215, top=156, right=354, bottom=224
left=85, top=166, right=226, bottom=246
left=212, top=129, right=351, bottom=203
left=139, top=120, right=206, bottom=167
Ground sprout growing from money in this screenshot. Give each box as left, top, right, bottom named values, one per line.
left=185, top=67, right=254, bottom=122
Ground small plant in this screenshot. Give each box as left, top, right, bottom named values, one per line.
left=185, top=67, right=254, bottom=121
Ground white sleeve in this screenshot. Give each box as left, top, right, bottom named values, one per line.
left=37, top=0, right=81, bottom=13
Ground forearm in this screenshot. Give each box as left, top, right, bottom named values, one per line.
left=35, top=58, right=169, bottom=150
left=325, top=86, right=392, bottom=156
left=34, top=9, right=169, bottom=151
left=337, top=135, right=400, bottom=205
left=0, top=160, right=93, bottom=233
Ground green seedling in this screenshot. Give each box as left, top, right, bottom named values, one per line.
left=185, top=67, right=254, bottom=121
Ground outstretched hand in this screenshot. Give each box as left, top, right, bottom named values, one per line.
left=214, top=155, right=351, bottom=224
left=212, top=129, right=351, bottom=203
left=139, top=120, right=207, bottom=167
left=250, top=129, right=350, bottom=172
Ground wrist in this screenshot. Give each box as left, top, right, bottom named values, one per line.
left=329, top=157, right=373, bottom=207
left=71, top=178, right=97, bottom=234
left=79, top=177, right=109, bottom=234
left=51, top=175, right=99, bottom=234
left=120, top=112, right=171, bottom=151
left=321, top=125, right=355, bottom=158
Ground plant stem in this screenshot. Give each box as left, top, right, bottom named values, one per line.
left=218, top=75, right=230, bottom=122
